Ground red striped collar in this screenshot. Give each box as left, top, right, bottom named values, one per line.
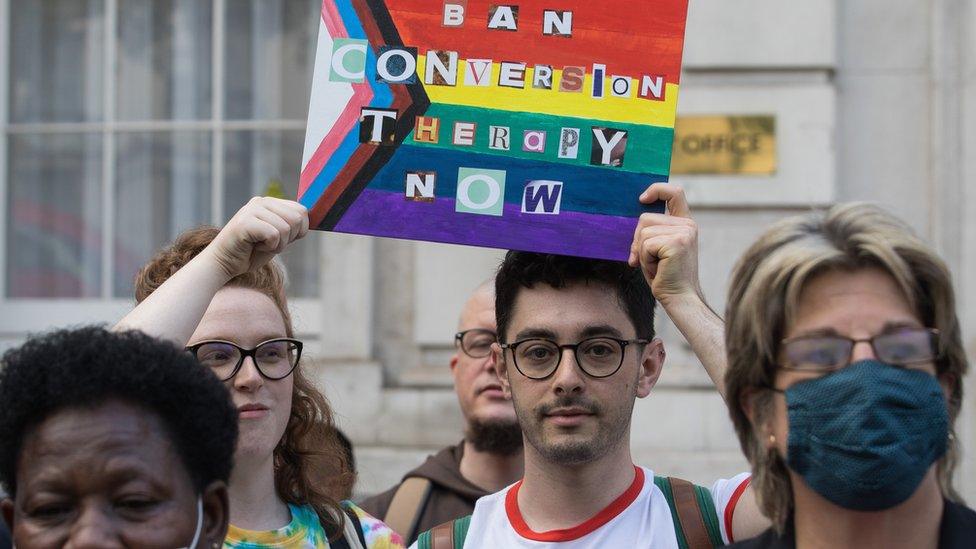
left=505, top=465, right=645, bottom=542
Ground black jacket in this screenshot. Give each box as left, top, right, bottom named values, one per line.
left=728, top=499, right=976, bottom=549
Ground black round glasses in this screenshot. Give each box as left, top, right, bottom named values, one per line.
left=500, top=337, right=648, bottom=380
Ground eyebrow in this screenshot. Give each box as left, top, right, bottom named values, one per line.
left=792, top=320, right=924, bottom=340
left=512, top=324, right=625, bottom=342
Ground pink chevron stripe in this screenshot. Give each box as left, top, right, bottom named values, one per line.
left=300, top=1, right=375, bottom=197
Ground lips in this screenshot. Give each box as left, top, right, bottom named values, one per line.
left=544, top=406, right=595, bottom=427
left=478, top=383, right=505, bottom=398
left=238, top=403, right=270, bottom=419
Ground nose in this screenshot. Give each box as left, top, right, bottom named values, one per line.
left=850, top=339, right=878, bottom=363
left=64, top=505, right=123, bottom=549
left=551, top=347, right=584, bottom=396
left=233, top=356, right=264, bottom=392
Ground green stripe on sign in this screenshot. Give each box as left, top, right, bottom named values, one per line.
left=406, top=103, right=674, bottom=176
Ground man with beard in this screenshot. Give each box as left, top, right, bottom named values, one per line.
left=412, top=185, right=769, bottom=548
left=360, top=281, right=524, bottom=543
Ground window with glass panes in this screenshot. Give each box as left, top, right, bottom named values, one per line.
left=2, top=0, right=321, bottom=302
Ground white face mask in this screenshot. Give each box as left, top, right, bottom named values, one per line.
left=178, top=496, right=205, bottom=549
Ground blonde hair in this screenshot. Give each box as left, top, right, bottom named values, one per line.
left=135, top=227, right=354, bottom=537
left=724, top=203, right=967, bottom=531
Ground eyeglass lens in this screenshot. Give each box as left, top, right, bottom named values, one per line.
left=514, top=338, right=623, bottom=378
left=783, top=329, right=936, bottom=370
left=194, top=340, right=300, bottom=380
left=459, top=330, right=496, bottom=358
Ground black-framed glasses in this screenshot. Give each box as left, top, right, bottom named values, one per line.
left=500, top=337, right=648, bottom=380
left=780, top=328, right=940, bottom=372
left=186, top=338, right=303, bottom=381
left=455, top=329, right=497, bottom=358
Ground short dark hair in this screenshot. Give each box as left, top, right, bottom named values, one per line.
left=0, top=326, right=238, bottom=496
left=494, top=252, right=655, bottom=342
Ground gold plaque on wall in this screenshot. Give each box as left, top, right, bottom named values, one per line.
left=670, top=115, right=776, bottom=175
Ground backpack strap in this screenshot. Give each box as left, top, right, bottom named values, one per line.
left=383, top=477, right=433, bottom=541
left=415, top=515, right=471, bottom=549
left=653, top=476, right=724, bottom=549
left=333, top=504, right=368, bottom=549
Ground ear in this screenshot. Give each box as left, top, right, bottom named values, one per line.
left=201, top=481, right=230, bottom=543
left=739, top=388, right=777, bottom=450
left=491, top=342, right=512, bottom=397
left=2, top=498, right=14, bottom=533
left=449, top=351, right=460, bottom=377
left=636, top=338, right=665, bottom=398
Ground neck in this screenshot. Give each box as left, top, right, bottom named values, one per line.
left=792, top=468, right=944, bottom=549
left=516, top=436, right=636, bottom=532
left=228, top=452, right=291, bottom=530
left=459, top=439, right=524, bottom=492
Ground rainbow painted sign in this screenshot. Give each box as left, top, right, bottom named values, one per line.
left=299, top=1, right=690, bottom=261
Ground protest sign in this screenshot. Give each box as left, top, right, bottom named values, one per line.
left=299, top=1, right=690, bottom=261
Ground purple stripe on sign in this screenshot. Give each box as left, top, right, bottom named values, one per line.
left=334, top=189, right=642, bottom=261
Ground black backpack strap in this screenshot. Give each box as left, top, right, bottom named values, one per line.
left=330, top=504, right=367, bottom=549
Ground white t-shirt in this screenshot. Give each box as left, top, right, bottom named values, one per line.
left=454, top=466, right=750, bottom=549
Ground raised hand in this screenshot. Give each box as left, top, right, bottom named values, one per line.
left=205, top=197, right=310, bottom=281
left=628, top=183, right=703, bottom=306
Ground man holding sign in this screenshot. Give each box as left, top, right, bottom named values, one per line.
left=412, top=185, right=769, bottom=548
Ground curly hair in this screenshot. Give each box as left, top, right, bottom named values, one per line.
left=494, top=251, right=656, bottom=342
left=724, top=203, right=968, bottom=532
left=134, top=226, right=354, bottom=537
left=0, top=326, right=238, bottom=496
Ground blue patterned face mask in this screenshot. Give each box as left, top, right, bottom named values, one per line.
left=783, top=359, right=948, bottom=511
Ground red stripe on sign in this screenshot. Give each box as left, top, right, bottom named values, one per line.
left=387, top=0, right=688, bottom=82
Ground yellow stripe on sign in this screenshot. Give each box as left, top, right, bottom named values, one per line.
left=417, top=56, right=680, bottom=128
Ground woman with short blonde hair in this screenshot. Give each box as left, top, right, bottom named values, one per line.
left=723, top=203, right=974, bottom=547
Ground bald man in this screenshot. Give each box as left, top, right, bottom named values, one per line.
left=360, top=282, right=523, bottom=543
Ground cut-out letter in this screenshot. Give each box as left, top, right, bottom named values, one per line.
left=329, top=38, right=368, bottom=83
left=489, top=126, right=510, bottom=150
left=610, top=76, right=631, bottom=98
left=453, top=121, right=477, bottom=146
left=405, top=171, right=436, bottom=202
left=359, top=108, right=397, bottom=145
left=591, top=127, right=628, bottom=166
left=533, top=65, right=553, bottom=89
left=542, top=10, right=572, bottom=37
left=443, top=1, right=466, bottom=27
left=522, top=180, right=563, bottom=215
left=414, top=116, right=440, bottom=144
left=464, top=59, right=493, bottom=87
left=558, top=128, right=580, bottom=159
left=523, top=130, right=547, bottom=153
left=376, top=47, right=417, bottom=84
left=425, top=50, right=459, bottom=86
left=498, top=62, right=526, bottom=88
left=456, top=167, right=506, bottom=216
left=560, top=66, right=585, bottom=92
left=591, top=64, right=606, bottom=99
left=487, top=5, right=518, bottom=30
left=639, top=75, right=666, bottom=101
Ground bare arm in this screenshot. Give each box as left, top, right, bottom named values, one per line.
left=628, top=184, right=729, bottom=400
left=114, top=197, right=309, bottom=346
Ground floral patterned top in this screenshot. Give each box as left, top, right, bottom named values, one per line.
left=224, top=501, right=404, bottom=548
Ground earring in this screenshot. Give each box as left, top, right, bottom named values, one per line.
left=768, top=434, right=776, bottom=445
